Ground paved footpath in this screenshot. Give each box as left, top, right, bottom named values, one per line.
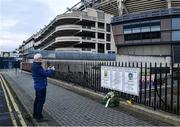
left=1, top=70, right=164, bottom=126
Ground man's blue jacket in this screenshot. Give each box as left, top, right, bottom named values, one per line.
left=32, top=62, right=54, bottom=90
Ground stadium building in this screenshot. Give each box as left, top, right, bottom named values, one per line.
left=89, top=0, right=180, bottom=63
left=33, top=8, right=116, bottom=54
left=18, top=0, right=180, bottom=63
left=68, top=0, right=180, bottom=63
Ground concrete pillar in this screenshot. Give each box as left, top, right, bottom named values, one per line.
left=95, top=21, right=98, bottom=53
left=105, top=23, right=107, bottom=53
left=95, top=43, right=98, bottom=53
left=167, top=0, right=171, bottom=8
left=117, top=0, right=123, bottom=15
left=95, top=21, right=98, bottom=29
left=95, top=22, right=98, bottom=39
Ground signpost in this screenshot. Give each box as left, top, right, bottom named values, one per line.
left=101, top=66, right=140, bottom=96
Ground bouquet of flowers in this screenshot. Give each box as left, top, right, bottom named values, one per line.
left=126, top=98, right=135, bottom=106
left=102, top=91, right=120, bottom=108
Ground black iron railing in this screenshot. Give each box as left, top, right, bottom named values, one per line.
left=21, top=61, right=180, bottom=115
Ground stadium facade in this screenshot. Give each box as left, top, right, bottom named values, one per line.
left=18, top=0, right=180, bottom=63
left=112, top=7, right=180, bottom=63
left=19, top=8, right=116, bottom=55
left=66, top=0, right=180, bottom=16
left=85, top=0, right=180, bottom=63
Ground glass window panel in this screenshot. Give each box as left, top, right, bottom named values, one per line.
left=151, top=32, right=160, bottom=39
left=141, top=27, right=150, bottom=32
left=106, top=24, right=111, bottom=32
left=98, top=22, right=104, bottom=29
left=106, top=43, right=111, bottom=50
left=141, top=22, right=150, bottom=27
left=124, top=34, right=132, bottom=40
left=124, top=24, right=132, bottom=29
left=124, top=29, right=132, bottom=34
left=132, top=33, right=140, bottom=40
left=151, top=26, right=160, bottom=32
left=151, top=20, right=160, bottom=23
left=142, top=33, right=151, bottom=39
left=124, top=33, right=141, bottom=40
left=172, top=18, right=180, bottom=30
left=150, top=21, right=160, bottom=26
left=132, top=28, right=141, bottom=33
left=106, top=34, right=111, bottom=41
left=172, top=31, right=180, bottom=41
left=98, top=33, right=104, bottom=39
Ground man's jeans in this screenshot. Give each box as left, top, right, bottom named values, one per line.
left=33, top=88, right=46, bottom=119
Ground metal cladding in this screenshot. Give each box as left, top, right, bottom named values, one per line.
left=68, top=0, right=180, bottom=16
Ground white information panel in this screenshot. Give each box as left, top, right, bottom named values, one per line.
left=124, top=68, right=140, bottom=96
left=101, top=66, right=123, bottom=91
left=101, top=66, right=140, bottom=96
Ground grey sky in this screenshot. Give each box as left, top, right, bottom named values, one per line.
left=0, top=0, right=78, bottom=51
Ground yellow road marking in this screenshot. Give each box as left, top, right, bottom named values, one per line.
left=0, top=74, right=27, bottom=126
left=0, top=77, right=17, bottom=126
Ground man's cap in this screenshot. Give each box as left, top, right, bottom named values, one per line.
left=34, top=53, right=42, bottom=60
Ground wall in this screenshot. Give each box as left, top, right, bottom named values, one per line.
left=117, top=45, right=171, bottom=56
left=116, top=55, right=171, bottom=64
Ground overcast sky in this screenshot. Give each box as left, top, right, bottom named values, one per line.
left=0, top=0, right=78, bottom=52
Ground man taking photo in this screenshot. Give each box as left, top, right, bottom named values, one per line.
left=32, top=53, right=55, bottom=122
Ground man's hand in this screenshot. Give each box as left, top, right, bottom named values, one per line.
left=50, top=66, right=55, bottom=71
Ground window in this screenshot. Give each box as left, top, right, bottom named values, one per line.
left=106, top=34, right=111, bottom=41
left=123, top=20, right=160, bottom=41
left=98, top=33, right=104, bottom=39
left=133, top=33, right=140, bottom=40
left=142, top=33, right=151, bottom=39
left=151, top=26, right=160, bottom=32
left=150, top=21, right=160, bottom=26
left=172, top=18, right=180, bottom=30
left=124, top=33, right=140, bottom=40
left=132, top=28, right=141, bottom=33
left=124, top=34, right=133, bottom=41
left=151, top=32, right=161, bottom=39
left=124, top=29, right=132, bottom=34
left=123, top=20, right=160, bottom=33
left=98, top=22, right=104, bottom=29
left=106, top=24, right=111, bottom=32
left=141, top=27, right=150, bottom=32
left=124, top=24, right=132, bottom=29
left=106, top=43, right=111, bottom=50
left=172, top=31, right=180, bottom=41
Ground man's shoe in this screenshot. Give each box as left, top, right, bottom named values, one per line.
left=33, top=114, right=37, bottom=119
left=36, top=118, right=48, bottom=122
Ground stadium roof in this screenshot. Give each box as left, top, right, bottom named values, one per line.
left=66, top=0, right=180, bottom=16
